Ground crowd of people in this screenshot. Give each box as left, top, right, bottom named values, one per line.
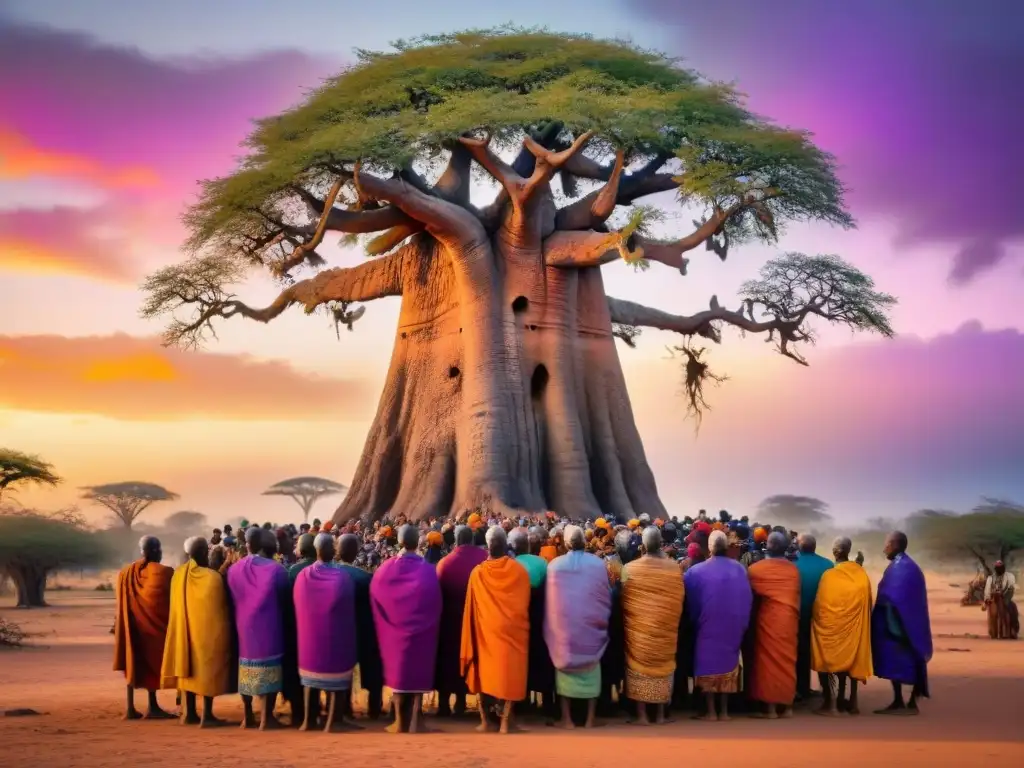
left=112, top=509, right=939, bottom=734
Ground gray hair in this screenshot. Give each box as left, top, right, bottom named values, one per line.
left=485, top=525, right=507, bottom=557
left=832, top=536, right=852, bottom=558
left=797, top=533, right=817, bottom=554
left=766, top=531, right=790, bottom=557
left=708, top=530, right=729, bottom=556
left=398, top=524, right=419, bottom=550
left=181, top=536, right=196, bottom=555
left=313, top=532, right=334, bottom=552
left=454, top=524, right=473, bottom=546
left=641, top=526, right=662, bottom=552
left=508, top=528, right=528, bottom=555
left=564, top=524, right=586, bottom=551
left=614, top=529, right=633, bottom=561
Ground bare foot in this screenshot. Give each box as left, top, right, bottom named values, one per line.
left=814, top=707, right=840, bottom=717
left=693, top=713, right=718, bottom=722
left=780, top=708, right=794, bottom=719
left=123, top=710, right=143, bottom=721
left=259, top=716, right=283, bottom=731
left=385, top=720, right=403, bottom=734
left=239, top=717, right=256, bottom=730
left=628, top=718, right=652, bottom=726
left=499, top=720, right=526, bottom=734
left=583, top=720, right=604, bottom=729
left=144, top=708, right=176, bottom=720
left=475, top=722, right=498, bottom=733
left=655, top=716, right=675, bottom=726
left=198, top=716, right=227, bottom=728
left=552, top=719, right=576, bottom=730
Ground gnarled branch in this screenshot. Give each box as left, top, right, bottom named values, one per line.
left=293, top=185, right=417, bottom=234
left=271, top=178, right=343, bottom=278
left=555, top=152, right=676, bottom=230
left=543, top=229, right=687, bottom=274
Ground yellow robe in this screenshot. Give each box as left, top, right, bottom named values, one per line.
left=160, top=560, right=233, bottom=697
left=810, top=560, right=873, bottom=682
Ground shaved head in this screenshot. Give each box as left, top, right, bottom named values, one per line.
left=454, top=524, right=473, bottom=547
left=139, top=535, right=162, bottom=563
left=338, top=533, right=359, bottom=563
left=485, top=525, right=507, bottom=559
left=797, top=534, right=817, bottom=554
left=766, top=531, right=789, bottom=557
left=508, top=528, right=528, bottom=555
left=832, top=536, right=852, bottom=560
left=398, top=524, right=418, bottom=551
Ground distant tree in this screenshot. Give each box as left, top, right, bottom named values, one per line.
left=757, top=494, right=833, bottom=531
left=80, top=482, right=179, bottom=530
left=0, top=449, right=61, bottom=503
left=910, top=498, right=1024, bottom=575
left=0, top=507, right=110, bottom=607
left=262, top=477, right=348, bottom=523
left=163, top=510, right=208, bottom=532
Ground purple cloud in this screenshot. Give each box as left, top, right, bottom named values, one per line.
left=626, top=0, right=1024, bottom=283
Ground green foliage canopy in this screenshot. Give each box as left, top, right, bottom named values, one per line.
left=0, top=448, right=62, bottom=501
left=0, top=509, right=110, bottom=573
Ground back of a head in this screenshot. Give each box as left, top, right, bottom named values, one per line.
left=245, top=526, right=263, bottom=554
left=187, top=536, right=209, bottom=564
left=798, top=533, right=817, bottom=554
left=641, top=525, right=662, bottom=553
left=508, top=528, right=528, bottom=556
left=338, top=533, right=359, bottom=563
left=614, top=530, right=633, bottom=562
left=564, top=524, right=586, bottom=551
left=398, top=523, right=418, bottom=551
left=454, top=524, right=473, bottom=547
left=708, top=530, right=729, bottom=557
left=890, top=530, right=909, bottom=554
left=766, top=531, right=790, bottom=557
left=259, top=527, right=278, bottom=557
left=485, top=525, right=507, bottom=558
left=527, top=527, right=543, bottom=555
left=314, top=532, right=335, bottom=561
left=831, top=536, right=852, bottom=560
left=472, top=526, right=487, bottom=547
left=139, top=535, right=161, bottom=562
left=297, top=533, right=316, bottom=560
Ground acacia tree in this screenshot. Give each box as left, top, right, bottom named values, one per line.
left=909, top=499, right=1024, bottom=574
left=80, top=482, right=179, bottom=530
left=263, top=477, right=348, bottom=523
left=142, top=30, right=896, bottom=523
left=0, top=448, right=61, bottom=503
left=758, top=494, right=834, bottom=531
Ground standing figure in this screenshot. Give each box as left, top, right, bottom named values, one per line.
left=337, top=533, right=384, bottom=719
left=162, top=536, right=234, bottom=727
left=544, top=525, right=611, bottom=729
left=747, top=531, right=801, bottom=719
left=226, top=527, right=290, bottom=730
left=794, top=534, right=833, bottom=700
left=810, top=536, right=873, bottom=716
left=294, top=533, right=360, bottom=732
left=370, top=524, right=442, bottom=734
left=620, top=526, right=685, bottom=725
left=872, top=531, right=933, bottom=715
left=685, top=530, right=752, bottom=721
left=514, top=527, right=554, bottom=717
left=113, top=535, right=175, bottom=720
left=461, top=526, right=531, bottom=734
left=434, top=525, right=487, bottom=717
left=984, top=561, right=1018, bottom=639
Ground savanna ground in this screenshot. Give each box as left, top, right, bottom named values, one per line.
left=0, top=572, right=1020, bottom=768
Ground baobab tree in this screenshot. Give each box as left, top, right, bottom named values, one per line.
left=142, top=30, right=895, bottom=524
left=263, top=477, right=348, bottom=523
left=0, top=448, right=61, bottom=503
left=80, top=482, right=179, bottom=529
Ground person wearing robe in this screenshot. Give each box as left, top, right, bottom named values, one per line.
left=620, top=526, right=684, bottom=725
left=810, top=536, right=873, bottom=716
left=872, top=531, right=933, bottom=715
left=794, top=533, right=834, bottom=700
left=984, top=561, right=1018, bottom=639
left=434, top=524, right=487, bottom=717
left=161, top=536, right=234, bottom=727
left=600, top=529, right=634, bottom=716
left=685, top=530, right=752, bottom=721
left=337, top=533, right=384, bottom=719
left=370, top=524, right=442, bottom=734
left=113, top=535, right=175, bottom=720
left=747, top=531, right=801, bottom=719
left=538, top=526, right=559, bottom=563
left=424, top=530, right=445, bottom=566
left=288, top=533, right=316, bottom=583
left=226, top=527, right=290, bottom=729
left=544, top=525, right=611, bottom=729
left=512, top=527, right=554, bottom=717
left=293, top=533, right=360, bottom=732
left=461, top=525, right=531, bottom=734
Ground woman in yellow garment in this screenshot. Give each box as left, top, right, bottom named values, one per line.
left=810, top=535, right=873, bottom=716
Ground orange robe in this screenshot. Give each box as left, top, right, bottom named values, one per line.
left=539, top=545, right=558, bottom=563
left=113, top=558, right=174, bottom=691
left=747, top=557, right=800, bottom=705
left=460, top=556, right=530, bottom=701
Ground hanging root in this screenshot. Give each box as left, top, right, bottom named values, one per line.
left=668, top=342, right=728, bottom=431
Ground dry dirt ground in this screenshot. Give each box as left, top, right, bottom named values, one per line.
left=1, top=574, right=1020, bottom=768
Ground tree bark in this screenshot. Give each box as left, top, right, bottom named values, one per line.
left=6, top=564, right=48, bottom=608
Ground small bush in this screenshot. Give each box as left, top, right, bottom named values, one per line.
left=0, top=617, right=25, bottom=647
left=94, top=582, right=113, bottom=592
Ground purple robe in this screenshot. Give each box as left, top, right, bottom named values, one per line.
left=293, top=562, right=357, bottom=691
left=544, top=550, right=611, bottom=671
left=684, top=555, right=753, bottom=677
left=226, top=555, right=288, bottom=695
left=370, top=552, right=442, bottom=692
left=435, top=544, right=487, bottom=692
left=871, top=553, right=932, bottom=694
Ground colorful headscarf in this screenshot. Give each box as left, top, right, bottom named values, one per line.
left=426, top=530, right=443, bottom=547
left=467, top=513, right=482, bottom=530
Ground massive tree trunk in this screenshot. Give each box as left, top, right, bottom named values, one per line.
left=5, top=564, right=48, bottom=608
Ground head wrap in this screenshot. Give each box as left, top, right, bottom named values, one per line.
left=628, top=519, right=640, bottom=529
left=639, top=513, right=651, bottom=524
left=467, top=513, right=483, bottom=530
left=753, top=527, right=769, bottom=544
left=380, top=525, right=393, bottom=539
left=595, top=517, right=608, bottom=530
left=712, top=521, right=725, bottom=531
left=426, top=530, right=443, bottom=547
left=654, top=518, right=664, bottom=527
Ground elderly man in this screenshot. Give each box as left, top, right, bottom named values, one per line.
left=544, top=525, right=611, bottom=729
left=872, top=531, right=933, bottom=715
left=434, top=524, right=487, bottom=717
left=811, top=536, right=873, bottom=716
left=621, top=526, right=684, bottom=725
left=162, top=536, right=234, bottom=727
left=747, top=531, right=801, bottom=719
left=113, top=535, right=175, bottom=720
left=984, top=560, right=1018, bottom=639
left=226, top=527, right=290, bottom=730
left=337, top=533, right=384, bottom=719
left=685, top=530, right=751, bottom=721
left=370, top=524, right=442, bottom=734
left=794, top=533, right=833, bottom=700
left=294, top=533, right=360, bottom=732
left=461, top=525, right=531, bottom=734
left=513, top=526, right=554, bottom=717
